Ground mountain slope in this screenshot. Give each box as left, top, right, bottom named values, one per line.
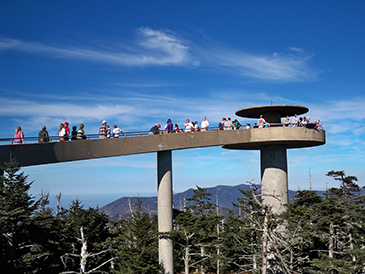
left=100, top=183, right=304, bottom=220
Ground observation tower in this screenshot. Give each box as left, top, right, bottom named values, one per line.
left=0, top=104, right=325, bottom=273
left=223, top=105, right=325, bottom=213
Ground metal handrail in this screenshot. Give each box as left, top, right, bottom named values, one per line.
left=0, top=123, right=321, bottom=146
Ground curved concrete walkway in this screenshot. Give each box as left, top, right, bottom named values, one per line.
left=0, top=127, right=325, bottom=167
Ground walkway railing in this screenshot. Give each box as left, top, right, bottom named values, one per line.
left=0, top=130, right=151, bottom=145
left=0, top=123, right=321, bottom=146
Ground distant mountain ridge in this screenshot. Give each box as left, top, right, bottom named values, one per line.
left=100, top=184, right=325, bottom=220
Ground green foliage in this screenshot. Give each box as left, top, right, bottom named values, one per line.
left=326, top=170, right=360, bottom=197
left=0, top=162, right=115, bottom=273
left=112, top=197, right=160, bottom=274
left=219, top=211, right=261, bottom=273
left=283, top=171, right=365, bottom=274
left=174, top=186, right=224, bottom=273
left=186, top=185, right=216, bottom=216
left=0, top=161, right=40, bottom=273
left=2, top=165, right=365, bottom=274
left=58, top=199, right=113, bottom=273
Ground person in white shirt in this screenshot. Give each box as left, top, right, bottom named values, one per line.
left=184, top=119, right=194, bottom=132
left=291, top=114, right=299, bottom=127
left=258, top=115, right=270, bottom=128
left=112, top=125, right=125, bottom=138
left=201, top=117, right=209, bottom=131
left=225, top=117, right=233, bottom=130
left=58, top=123, right=66, bottom=142
left=302, top=117, right=308, bottom=126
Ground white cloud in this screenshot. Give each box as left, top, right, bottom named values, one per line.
left=0, top=98, right=135, bottom=119
left=0, top=28, right=320, bottom=81
left=136, top=28, right=193, bottom=65
left=0, top=28, right=195, bottom=67
left=309, top=97, right=365, bottom=135
left=199, top=47, right=320, bottom=82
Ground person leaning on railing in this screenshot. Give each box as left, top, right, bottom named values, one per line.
left=149, top=124, right=161, bottom=135
left=258, top=115, right=270, bottom=128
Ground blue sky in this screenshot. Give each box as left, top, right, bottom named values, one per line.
left=1, top=1, right=365, bottom=208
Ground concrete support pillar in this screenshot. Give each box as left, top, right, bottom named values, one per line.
left=157, top=150, right=174, bottom=274
left=260, top=145, right=288, bottom=214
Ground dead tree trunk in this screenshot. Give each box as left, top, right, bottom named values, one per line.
left=80, top=226, right=88, bottom=273
left=329, top=222, right=334, bottom=259
left=183, top=230, right=194, bottom=274
left=184, top=246, right=189, bottom=274
left=262, top=209, right=269, bottom=274
left=56, top=192, right=62, bottom=215
left=201, top=246, right=205, bottom=274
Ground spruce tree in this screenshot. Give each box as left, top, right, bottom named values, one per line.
left=113, top=197, right=159, bottom=274
left=60, top=199, right=113, bottom=273
left=0, top=161, right=39, bottom=273
left=283, top=171, right=365, bottom=274
left=175, top=185, right=224, bottom=274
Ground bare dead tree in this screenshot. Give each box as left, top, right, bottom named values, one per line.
left=249, top=182, right=292, bottom=274
left=56, top=192, right=62, bottom=215
left=60, top=226, right=117, bottom=274
left=39, top=189, right=50, bottom=213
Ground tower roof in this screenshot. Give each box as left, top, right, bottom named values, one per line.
left=236, top=105, right=309, bottom=118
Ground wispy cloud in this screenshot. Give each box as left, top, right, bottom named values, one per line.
left=198, top=46, right=320, bottom=82
left=0, top=28, right=195, bottom=67
left=2, top=89, right=364, bottom=138
left=309, top=97, right=365, bottom=134
left=0, top=98, right=135, bottom=118
left=0, top=28, right=320, bottom=81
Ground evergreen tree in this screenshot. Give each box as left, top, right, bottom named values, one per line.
left=219, top=211, right=260, bottom=273
left=326, top=170, right=360, bottom=197
left=186, top=185, right=216, bottom=216
left=283, top=171, right=365, bottom=274
left=60, top=199, right=113, bottom=273
left=31, top=208, right=66, bottom=273
left=174, top=185, right=224, bottom=274
left=222, top=187, right=267, bottom=273
left=113, top=197, right=159, bottom=274
left=0, top=161, right=40, bottom=273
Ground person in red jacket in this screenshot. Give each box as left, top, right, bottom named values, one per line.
left=64, top=121, right=70, bottom=141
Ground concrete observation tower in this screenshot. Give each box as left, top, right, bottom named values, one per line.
left=223, top=105, right=325, bottom=213
left=0, top=104, right=325, bottom=273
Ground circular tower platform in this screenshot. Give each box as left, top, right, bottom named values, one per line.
left=226, top=105, right=325, bottom=214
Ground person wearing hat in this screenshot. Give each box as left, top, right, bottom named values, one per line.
left=99, top=120, right=111, bottom=139
left=64, top=121, right=70, bottom=141
left=149, top=124, right=161, bottom=135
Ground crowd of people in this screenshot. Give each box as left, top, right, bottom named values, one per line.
left=281, top=114, right=322, bottom=128
left=56, top=122, right=88, bottom=142
left=12, top=122, right=90, bottom=144
left=11, top=114, right=322, bottom=144
left=148, top=114, right=322, bottom=135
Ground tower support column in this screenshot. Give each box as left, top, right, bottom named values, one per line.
left=157, top=150, right=174, bottom=274
left=260, top=145, right=288, bottom=214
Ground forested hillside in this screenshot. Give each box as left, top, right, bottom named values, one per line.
left=1, top=162, right=364, bottom=273
left=100, top=184, right=303, bottom=220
